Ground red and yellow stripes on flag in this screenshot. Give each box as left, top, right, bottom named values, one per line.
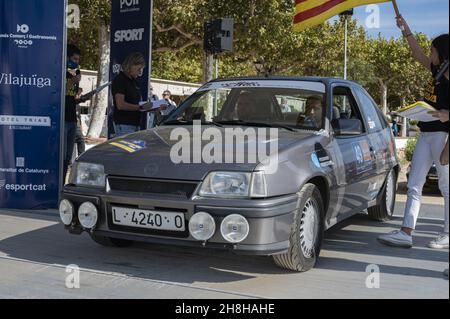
left=293, top=0, right=390, bottom=32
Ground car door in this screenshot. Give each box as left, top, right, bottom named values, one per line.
left=329, top=85, right=379, bottom=218
left=353, top=86, right=391, bottom=199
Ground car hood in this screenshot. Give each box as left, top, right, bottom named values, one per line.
left=78, top=125, right=318, bottom=181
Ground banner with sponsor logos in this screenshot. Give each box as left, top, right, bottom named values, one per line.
left=108, top=0, right=153, bottom=135
left=0, top=0, right=66, bottom=209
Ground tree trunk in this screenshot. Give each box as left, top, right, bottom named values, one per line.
left=203, top=53, right=214, bottom=83
left=203, top=53, right=215, bottom=121
left=87, top=22, right=110, bottom=138
left=379, top=79, right=388, bottom=115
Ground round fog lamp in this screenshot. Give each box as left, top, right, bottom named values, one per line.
left=189, top=212, right=216, bottom=241
left=59, top=200, right=74, bottom=226
left=78, top=202, right=98, bottom=229
left=221, top=214, right=250, bottom=243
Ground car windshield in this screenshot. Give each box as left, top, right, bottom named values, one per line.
left=163, top=81, right=326, bottom=131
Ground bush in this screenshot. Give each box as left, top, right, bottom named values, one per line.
left=405, top=137, right=418, bottom=162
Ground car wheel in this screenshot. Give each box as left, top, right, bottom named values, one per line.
left=368, top=169, right=397, bottom=221
left=90, top=233, right=134, bottom=248
left=273, top=183, right=325, bottom=272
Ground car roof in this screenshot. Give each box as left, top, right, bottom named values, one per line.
left=209, top=76, right=360, bottom=87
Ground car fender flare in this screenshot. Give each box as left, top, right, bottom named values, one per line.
left=297, top=173, right=331, bottom=216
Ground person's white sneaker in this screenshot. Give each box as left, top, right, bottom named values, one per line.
left=378, top=230, right=413, bottom=248
left=428, top=233, right=449, bottom=249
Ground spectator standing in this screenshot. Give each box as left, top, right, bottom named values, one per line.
left=63, top=44, right=82, bottom=183
left=378, top=16, right=449, bottom=252
left=111, top=52, right=167, bottom=137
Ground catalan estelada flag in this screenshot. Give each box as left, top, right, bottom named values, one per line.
left=293, top=0, right=390, bottom=32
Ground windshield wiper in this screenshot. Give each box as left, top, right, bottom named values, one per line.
left=162, top=120, right=223, bottom=127
left=163, top=119, right=192, bottom=125
left=215, top=120, right=296, bottom=132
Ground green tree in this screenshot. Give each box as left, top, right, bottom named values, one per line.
left=68, top=0, right=434, bottom=118
left=68, top=0, right=110, bottom=70
left=367, top=33, right=431, bottom=112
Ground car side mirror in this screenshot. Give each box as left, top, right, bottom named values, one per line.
left=332, top=118, right=363, bottom=136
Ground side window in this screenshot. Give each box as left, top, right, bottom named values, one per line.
left=332, top=86, right=366, bottom=133
left=375, top=106, right=389, bottom=129
left=354, top=87, right=384, bottom=133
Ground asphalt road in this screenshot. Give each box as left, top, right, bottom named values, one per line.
left=0, top=181, right=448, bottom=299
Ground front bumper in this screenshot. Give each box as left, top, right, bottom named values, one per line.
left=62, top=186, right=298, bottom=256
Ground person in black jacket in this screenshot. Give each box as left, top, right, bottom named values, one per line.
left=63, top=44, right=82, bottom=183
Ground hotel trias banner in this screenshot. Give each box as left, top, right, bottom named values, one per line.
left=0, top=0, right=66, bottom=209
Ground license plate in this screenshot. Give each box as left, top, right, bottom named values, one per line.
left=112, top=207, right=185, bottom=232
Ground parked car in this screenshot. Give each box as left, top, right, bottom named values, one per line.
left=60, top=77, right=399, bottom=272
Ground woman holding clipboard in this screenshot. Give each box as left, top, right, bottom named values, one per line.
left=111, top=52, right=167, bottom=137
left=378, top=15, right=449, bottom=253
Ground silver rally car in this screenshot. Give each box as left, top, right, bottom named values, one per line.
left=60, top=77, right=399, bottom=272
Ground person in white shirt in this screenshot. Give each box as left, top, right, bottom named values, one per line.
left=147, top=90, right=178, bottom=128
left=280, top=98, right=292, bottom=113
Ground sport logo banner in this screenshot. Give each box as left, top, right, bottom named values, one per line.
left=108, top=0, right=153, bottom=135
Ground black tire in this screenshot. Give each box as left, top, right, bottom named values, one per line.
left=90, top=233, right=134, bottom=248
left=368, top=169, right=397, bottom=221
left=273, top=183, right=325, bottom=272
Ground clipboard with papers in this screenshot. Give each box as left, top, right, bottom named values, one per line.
left=139, top=99, right=169, bottom=110
left=396, top=101, right=437, bottom=122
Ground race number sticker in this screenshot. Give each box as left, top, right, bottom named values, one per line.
left=352, top=140, right=373, bottom=174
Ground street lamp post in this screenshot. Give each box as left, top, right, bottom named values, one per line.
left=339, top=9, right=353, bottom=80
left=344, top=16, right=348, bottom=80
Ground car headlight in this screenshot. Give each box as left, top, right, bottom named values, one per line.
left=59, top=199, right=74, bottom=226
left=189, top=212, right=216, bottom=241
left=199, top=171, right=267, bottom=198
left=78, top=202, right=98, bottom=229
left=221, top=214, right=250, bottom=243
left=70, top=162, right=106, bottom=188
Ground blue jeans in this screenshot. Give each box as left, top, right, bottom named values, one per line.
left=63, top=121, right=77, bottom=183
left=113, top=123, right=140, bottom=138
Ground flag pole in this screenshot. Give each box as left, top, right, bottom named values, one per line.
left=392, top=0, right=401, bottom=17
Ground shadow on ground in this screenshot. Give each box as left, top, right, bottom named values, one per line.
left=0, top=210, right=447, bottom=286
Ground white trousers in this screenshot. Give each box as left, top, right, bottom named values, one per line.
left=403, top=132, right=449, bottom=233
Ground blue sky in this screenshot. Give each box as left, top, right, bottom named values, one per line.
left=330, top=0, right=449, bottom=39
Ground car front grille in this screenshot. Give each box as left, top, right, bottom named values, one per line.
left=107, top=176, right=199, bottom=199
